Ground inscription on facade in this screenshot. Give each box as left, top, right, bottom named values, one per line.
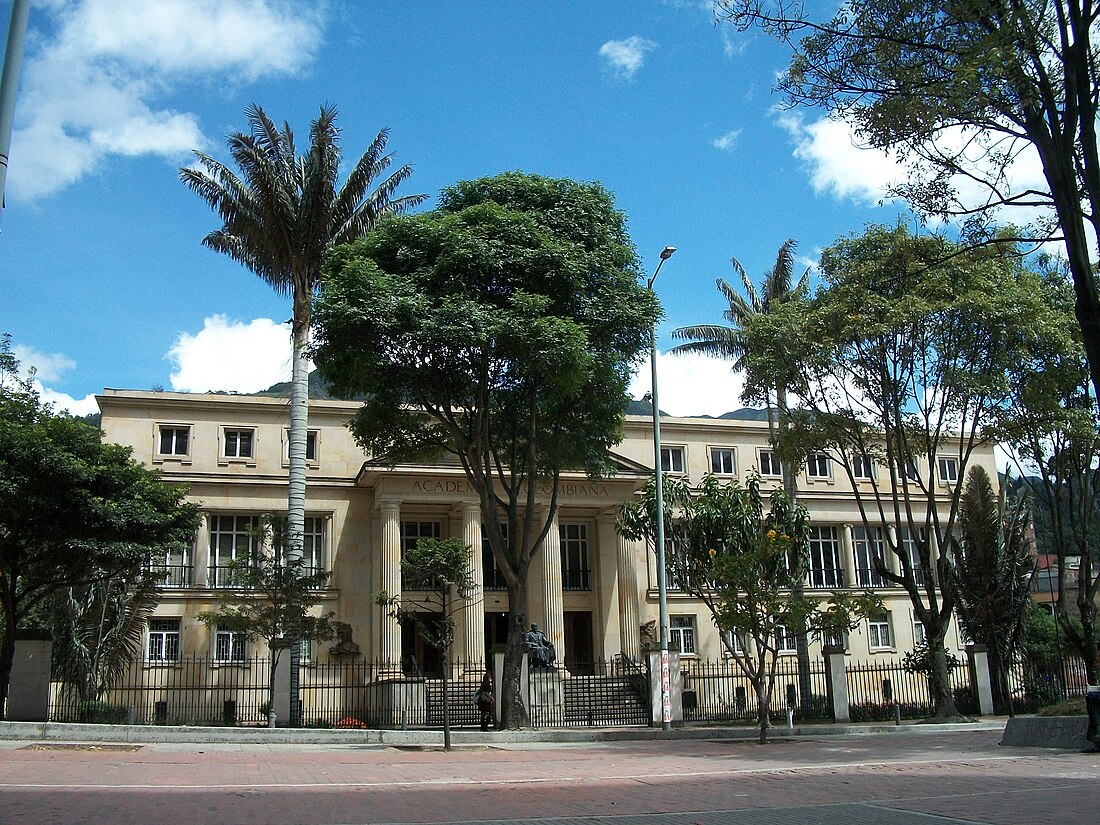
left=408, top=478, right=610, bottom=497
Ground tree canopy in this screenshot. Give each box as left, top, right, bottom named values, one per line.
left=313, top=171, right=659, bottom=727
left=738, top=224, right=1067, bottom=719
left=0, top=337, right=199, bottom=718
left=721, top=0, right=1100, bottom=412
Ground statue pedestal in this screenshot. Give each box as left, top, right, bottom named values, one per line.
left=527, top=668, right=564, bottom=727
left=366, top=678, right=426, bottom=728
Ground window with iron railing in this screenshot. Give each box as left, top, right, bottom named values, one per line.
left=808, top=526, right=844, bottom=588
left=401, top=520, right=441, bottom=588
left=208, top=514, right=260, bottom=588
left=147, top=542, right=193, bottom=588
left=852, top=526, right=887, bottom=588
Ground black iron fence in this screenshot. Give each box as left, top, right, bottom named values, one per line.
left=680, top=656, right=832, bottom=724
left=47, top=657, right=651, bottom=729
left=845, top=657, right=977, bottom=720
left=1006, top=655, right=1090, bottom=713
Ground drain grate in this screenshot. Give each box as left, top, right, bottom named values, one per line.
left=20, top=743, right=142, bottom=752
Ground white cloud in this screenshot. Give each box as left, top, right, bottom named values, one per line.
left=12, top=344, right=76, bottom=383
left=598, top=36, right=657, bottom=80
left=628, top=351, right=748, bottom=417
left=39, top=386, right=100, bottom=417
left=8, top=0, right=325, bottom=201
left=167, top=315, right=296, bottom=393
left=776, top=112, right=903, bottom=205
left=711, top=129, right=741, bottom=152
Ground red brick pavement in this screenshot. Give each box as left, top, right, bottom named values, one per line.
left=0, top=730, right=1096, bottom=824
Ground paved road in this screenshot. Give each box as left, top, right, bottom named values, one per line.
left=0, top=729, right=1096, bottom=824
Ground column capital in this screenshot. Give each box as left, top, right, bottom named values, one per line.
left=378, top=497, right=401, bottom=514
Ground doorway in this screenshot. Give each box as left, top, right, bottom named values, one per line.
left=564, top=611, right=594, bottom=675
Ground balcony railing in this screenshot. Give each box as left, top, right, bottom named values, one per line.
left=149, top=564, right=193, bottom=588
left=562, top=568, right=591, bottom=591
left=808, top=568, right=844, bottom=589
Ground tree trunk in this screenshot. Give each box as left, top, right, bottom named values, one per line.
left=755, top=683, right=772, bottom=744
left=500, top=597, right=531, bottom=729
left=927, top=642, right=961, bottom=720
left=442, top=646, right=452, bottom=751
left=286, top=312, right=311, bottom=727
left=0, top=591, right=15, bottom=721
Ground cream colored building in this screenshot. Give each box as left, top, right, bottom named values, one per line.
left=98, top=389, right=989, bottom=673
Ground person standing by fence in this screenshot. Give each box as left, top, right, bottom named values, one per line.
left=475, top=672, right=494, bottom=732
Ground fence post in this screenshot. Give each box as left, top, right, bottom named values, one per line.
left=271, top=647, right=292, bottom=727
left=823, top=645, right=850, bottom=723
left=966, top=644, right=995, bottom=716
left=7, top=632, right=52, bottom=722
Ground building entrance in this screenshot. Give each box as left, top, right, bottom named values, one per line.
left=400, top=612, right=443, bottom=676
left=564, top=611, right=594, bottom=674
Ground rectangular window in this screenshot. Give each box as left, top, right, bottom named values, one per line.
left=775, top=624, right=797, bottom=654
left=209, top=514, right=260, bottom=588
left=482, top=523, right=508, bottom=591
left=901, top=457, right=920, bottom=481
left=284, top=429, right=319, bottom=463
left=147, top=618, right=181, bottom=662
left=822, top=629, right=848, bottom=650
left=852, top=526, right=886, bottom=588
left=670, top=615, right=696, bottom=655
left=710, top=447, right=736, bottom=475
left=900, top=527, right=927, bottom=587
left=868, top=612, right=893, bottom=650
left=157, top=425, right=190, bottom=457
left=938, top=457, right=959, bottom=484
left=660, top=446, right=685, bottom=474
left=808, top=526, right=844, bottom=588
left=806, top=452, right=831, bottom=479
left=914, top=620, right=927, bottom=646
left=401, top=520, right=441, bottom=588
left=852, top=454, right=875, bottom=480
left=722, top=630, right=748, bottom=655
left=215, top=624, right=247, bottom=662
left=759, top=449, right=782, bottom=477
left=222, top=428, right=254, bottom=459
left=303, top=517, right=326, bottom=578
left=559, top=523, right=590, bottom=591
left=148, top=542, right=193, bottom=588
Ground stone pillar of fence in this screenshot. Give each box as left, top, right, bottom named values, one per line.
left=646, top=650, right=682, bottom=725
left=966, top=644, right=995, bottom=716
left=7, top=632, right=52, bottom=722
left=493, top=650, right=527, bottom=727
left=823, top=644, right=850, bottom=723
left=270, top=644, right=292, bottom=726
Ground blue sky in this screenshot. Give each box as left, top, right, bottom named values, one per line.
left=1, top=0, right=920, bottom=417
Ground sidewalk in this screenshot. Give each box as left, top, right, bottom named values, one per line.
left=0, top=717, right=1008, bottom=748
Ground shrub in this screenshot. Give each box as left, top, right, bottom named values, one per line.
left=75, top=700, right=130, bottom=724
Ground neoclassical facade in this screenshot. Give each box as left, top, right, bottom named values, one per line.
left=98, top=389, right=992, bottom=672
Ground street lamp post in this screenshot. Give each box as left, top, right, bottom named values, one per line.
left=648, top=245, right=676, bottom=731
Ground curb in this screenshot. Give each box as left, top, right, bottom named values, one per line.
left=0, top=718, right=1007, bottom=747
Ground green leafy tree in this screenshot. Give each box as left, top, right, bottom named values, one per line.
left=720, top=0, right=1100, bottom=413
left=180, top=105, right=424, bottom=720
left=951, top=466, right=1035, bottom=713
left=739, top=225, right=1064, bottom=720
left=670, top=239, right=816, bottom=710
left=994, top=270, right=1100, bottom=681
left=619, top=473, right=879, bottom=743
left=0, top=336, right=199, bottom=718
left=376, top=537, right=474, bottom=750
left=313, top=172, right=660, bottom=728
left=51, top=565, right=161, bottom=705
left=197, top=515, right=336, bottom=723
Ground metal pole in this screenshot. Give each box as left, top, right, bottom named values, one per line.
left=0, top=0, right=30, bottom=221
left=648, top=246, right=676, bottom=731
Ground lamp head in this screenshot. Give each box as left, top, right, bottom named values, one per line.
left=660, top=246, right=677, bottom=260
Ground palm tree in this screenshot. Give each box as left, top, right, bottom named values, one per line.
left=180, top=104, right=425, bottom=722
left=670, top=238, right=814, bottom=708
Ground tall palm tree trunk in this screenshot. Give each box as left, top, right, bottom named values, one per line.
left=285, top=313, right=310, bottom=725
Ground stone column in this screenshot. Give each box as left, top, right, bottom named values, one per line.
left=967, top=644, right=995, bottom=716
left=824, top=645, right=850, bottom=723
left=461, top=501, right=486, bottom=666
left=7, top=633, right=52, bottom=721
left=531, top=508, right=565, bottom=670
left=379, top=498, right=403, bottom=671
left=193, top=514, right=210, bottom=588
left=840, top=524, right=857, bottom=590
left=617, top=534, right=642, bottom=662
left=595, top=514, right=622, bottom=660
